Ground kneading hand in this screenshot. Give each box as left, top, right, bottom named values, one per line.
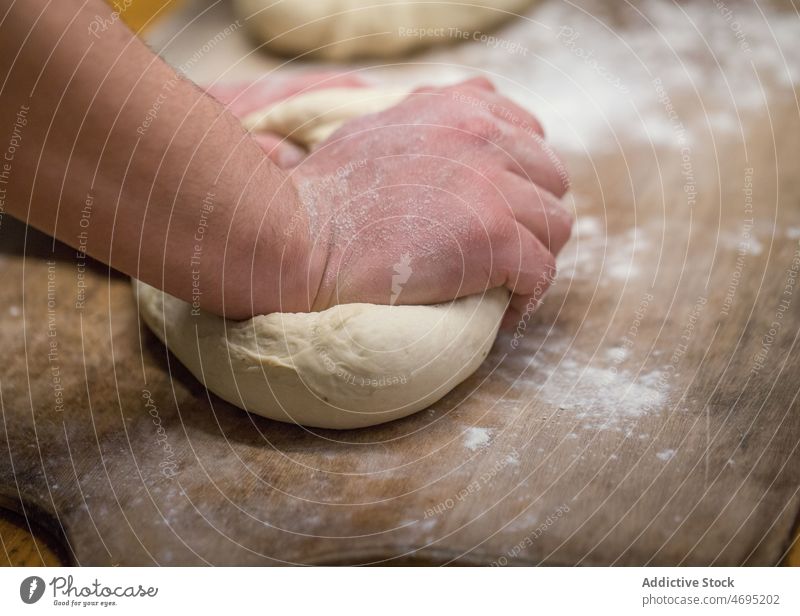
left=281, top=78, right=573, bottom=325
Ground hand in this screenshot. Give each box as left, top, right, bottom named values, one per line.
left=284, top=78, right=572, bottom=325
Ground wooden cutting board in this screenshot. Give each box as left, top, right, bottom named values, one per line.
left=1, top=0, right=800, bottom=565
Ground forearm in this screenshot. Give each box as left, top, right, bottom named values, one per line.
left=0, top=0, right=306, bottom=318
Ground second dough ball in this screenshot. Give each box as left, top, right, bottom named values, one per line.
left=233, top=0, right=534, bottom=60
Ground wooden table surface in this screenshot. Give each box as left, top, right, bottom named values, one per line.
left=2, top=0, right=800, bottom=566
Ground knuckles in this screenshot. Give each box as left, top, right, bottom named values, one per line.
left=451, top=115, right=504, bottom=144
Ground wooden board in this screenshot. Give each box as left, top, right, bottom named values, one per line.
left=0, top=510, right=65, bottom=566
left=1, top=0, right=799, bottom=565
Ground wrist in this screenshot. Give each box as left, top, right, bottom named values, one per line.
left=241, top=168, right=325, bottom=316
left=272, top=170, right=322, bottom=313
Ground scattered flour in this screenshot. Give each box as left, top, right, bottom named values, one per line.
left=607, top=261, right=640, bottom=282
left=720, top=230, right=764, bottom=255
left=557, top=219, right=649, bottom=283
left=495, top=329, right=668, bottom=432
left=748, top=236, right=765, bottom=256
left=548, top=361, right=665, bottom=430
left=606, top=346, right=631, bottom=363
left=574, top=216, right=603, bottom=237
left=463, top=427, right=492, bottom=451
left=656, top=449, right=676, bottom=461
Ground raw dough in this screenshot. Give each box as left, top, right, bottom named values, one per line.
left=240, top=87, right=408, bottom=145
left=134, top=87, right=507, bottom=429
left=233, top=0, right=534, bottom=60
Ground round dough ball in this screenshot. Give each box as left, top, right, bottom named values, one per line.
left=135, top=282, right=506, bottom=429
left=233, top=0, right=534, bottom=60
left=134, top=86, right=508, bottom=429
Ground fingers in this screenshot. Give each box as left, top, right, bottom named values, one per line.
left=456, top=76, right=496, bottom=91
left=252, top=133, right=305, bottom=167
left=409, top=80, right=569, bottom=197
left=479, top=90, right=545, bottom=138
left=489, top=219, right=559, bottom=326
left=498, top=172, right=573, bottom=255
left=450, top=82, right=568, bottom=196
left=440, top=79, right=545, bottom=138
left=508, top=291, right=550, bottom=323
left=496, top=130, right=570, bottom=198
left=492, top=220, right=557, bottom=297
left=500, top=295, right=548, bottom=331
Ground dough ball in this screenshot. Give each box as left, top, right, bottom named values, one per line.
left=233, top=0, right=534, bottom=60
left=135, top=282, right=506, bottom=429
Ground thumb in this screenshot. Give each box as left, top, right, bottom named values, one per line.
left=252, top=133, right=306, bottom=168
